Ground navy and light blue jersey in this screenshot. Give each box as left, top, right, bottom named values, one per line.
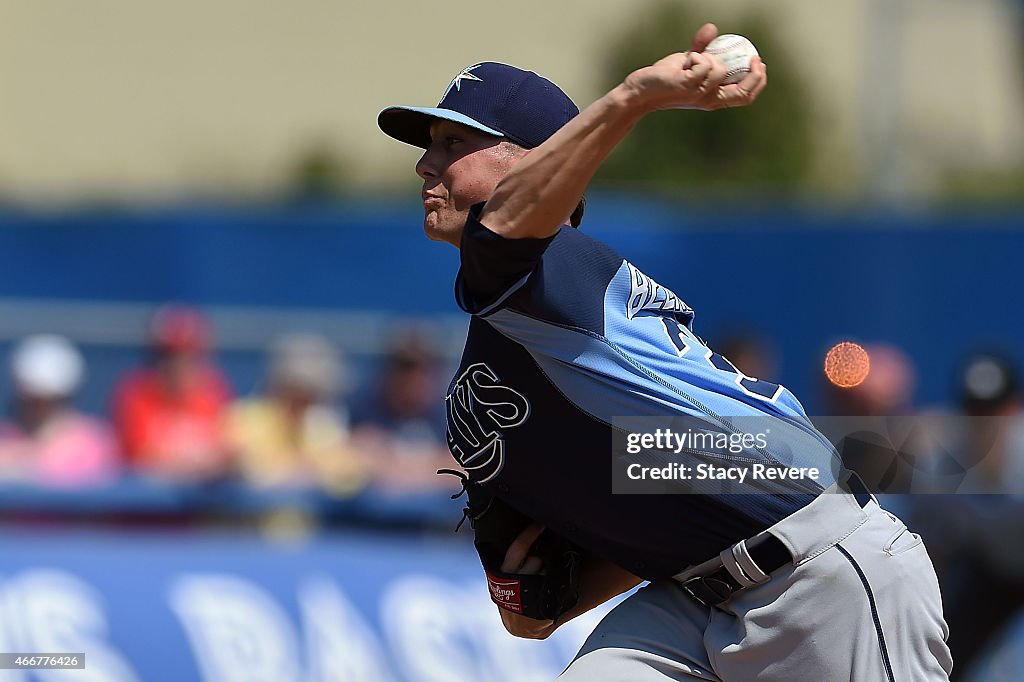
left=446, top=205, right=842, bottom=579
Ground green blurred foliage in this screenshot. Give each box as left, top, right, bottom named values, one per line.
left=593, top=4, right=816, bottom=196
left=287, top=144, right=351, bottom=203
left=938, top=167, right=1024, bottom=204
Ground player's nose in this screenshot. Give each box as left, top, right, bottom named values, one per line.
left=415, top=149, right=439, bottom=180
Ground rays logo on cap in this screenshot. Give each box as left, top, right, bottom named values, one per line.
left=439, top=64, right=484, bottom=102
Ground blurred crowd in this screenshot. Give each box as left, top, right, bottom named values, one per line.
left=0, top=305, right=453, bottom=497
left=3, top=309, right=1023, bottom=678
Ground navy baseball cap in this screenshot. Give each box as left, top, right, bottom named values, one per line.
left=378, top=62, right=579, bottom=150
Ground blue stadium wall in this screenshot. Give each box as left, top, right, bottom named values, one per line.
left=0, top=197, right=1020, bottom=413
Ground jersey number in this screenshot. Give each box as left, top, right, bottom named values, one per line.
left=661, top=318, right=782, bottom=402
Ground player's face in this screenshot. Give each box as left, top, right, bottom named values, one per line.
left=416, top=120, right=525, bottom=246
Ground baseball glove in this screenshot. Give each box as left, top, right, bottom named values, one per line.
left=440, top=469, right=582, bottom=622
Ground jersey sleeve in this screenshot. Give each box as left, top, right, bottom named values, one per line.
left=455, top=203, right=557, bottom=316
left=455, top=203, right=626, bottom=334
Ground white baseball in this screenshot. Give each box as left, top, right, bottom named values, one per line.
left=704, top=34, right=759, bottom=85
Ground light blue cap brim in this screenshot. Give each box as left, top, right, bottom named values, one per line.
left=377, top=105, right=504, bottom=149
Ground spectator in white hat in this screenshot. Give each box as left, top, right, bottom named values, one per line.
left=0, top=334, right=119, bottom=486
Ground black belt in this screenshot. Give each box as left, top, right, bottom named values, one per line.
left=678, top=533, right=791, bottom=607
left=677, top=473, right=873, bottom=608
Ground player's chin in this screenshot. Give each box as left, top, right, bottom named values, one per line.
left=423, top=212, right=461, bottom=246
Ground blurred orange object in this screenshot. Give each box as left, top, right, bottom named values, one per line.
left=824, top=341, right=871, bottom=388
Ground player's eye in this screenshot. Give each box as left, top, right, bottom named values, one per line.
left=443, top=136, right=462, bottom=148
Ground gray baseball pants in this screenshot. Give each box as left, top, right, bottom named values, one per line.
left=559, top=488, right=953, bottom=681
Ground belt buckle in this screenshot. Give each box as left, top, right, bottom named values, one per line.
left=681, top=573, right=735, bottom=608
left=680, top=577, right=709, bottom=607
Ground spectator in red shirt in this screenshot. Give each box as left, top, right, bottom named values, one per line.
left=112, top=305, right=233, bottom=482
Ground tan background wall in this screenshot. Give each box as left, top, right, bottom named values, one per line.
left=1, top=0, right=1021, bottom=201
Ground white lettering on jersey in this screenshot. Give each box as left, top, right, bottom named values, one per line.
left=446, top=363, right=531, bottom=483
left=626, top=262, right=693, bottom=320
